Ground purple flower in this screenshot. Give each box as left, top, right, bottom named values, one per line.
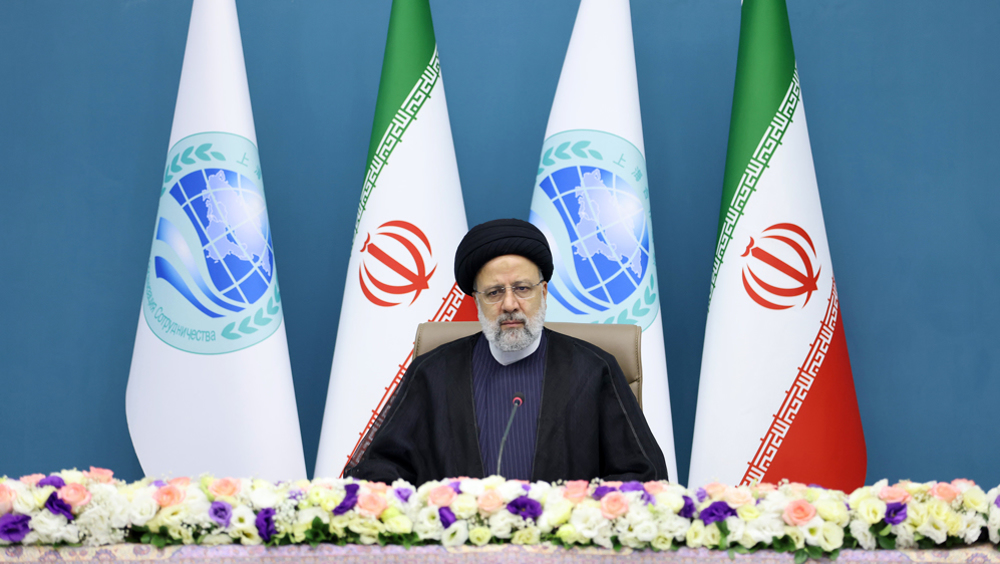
left=439, top=507, right=456, bottom=529
left=696, top=488, right=708, bottom=503
left=995, top=496, right=1000, bottom=510
left=522, top=483, right=531, bottom=492
left=641, top=491, right=655, bottom=506
left=209, top=501, right=232, bottom=528
left=255, top=508, right=277, bottom=543
left=44, top=491, right=74, bottom=521
left=885, top=502, right=907, bottom=526
left=507, top=496, right=543, bottom=521
left=679, top=496, right=697, bottom=519
left=0, top=514, right=31, bottom=543
left=333, top=483, right=359, bottom=516
left=37, top=475, right=65, bottom=489
left=395, top=487, right=413, bottom=503
left=699, top=501, right=737, bottom=525
left=620, top=481, right=644, bottom=493
left=593, top=485, right=618, bottom=500
left=152, top=480, right=167, bottom=488
left=287, top=489, right=304, bottom=502
left=449, top=481, right=462, bottom=494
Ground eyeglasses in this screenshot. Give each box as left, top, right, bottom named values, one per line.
left=474, top=281, right=544, bottom=304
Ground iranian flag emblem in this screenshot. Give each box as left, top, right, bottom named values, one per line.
left=688, top=0, right=866, bottom=491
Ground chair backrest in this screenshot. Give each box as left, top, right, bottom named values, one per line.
left=412, top=321, right=643, bottom=408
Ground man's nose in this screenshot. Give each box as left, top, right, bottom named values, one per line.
left=501, top=289, right=520, bottom=312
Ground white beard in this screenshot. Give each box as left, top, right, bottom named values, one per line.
left=478, top=299, right=546, bottom=352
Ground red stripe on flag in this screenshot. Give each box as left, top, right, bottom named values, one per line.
left=741, top=278, right=866, bottom=491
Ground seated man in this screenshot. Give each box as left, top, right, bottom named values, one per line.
left=345, top=218, right=667, bottom=484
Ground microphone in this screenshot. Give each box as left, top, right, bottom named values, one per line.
left=496, top=392, right=525, bottom=476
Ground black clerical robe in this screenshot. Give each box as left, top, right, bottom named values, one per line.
left=345, top=328, right=668, bottom=485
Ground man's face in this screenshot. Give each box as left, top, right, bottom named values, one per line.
left=474, top=254, right=548, bottom=352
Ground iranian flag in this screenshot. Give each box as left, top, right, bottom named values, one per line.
left=528, top=0, right=678, bottom=481
left=688, top=0, right=865, bottom=490
left=126, top=0, right=306, bottom=480
left=313, top=0, right=476, bottom=478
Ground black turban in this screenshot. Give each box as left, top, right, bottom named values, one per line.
left=454, top=218, right=553, bottom=295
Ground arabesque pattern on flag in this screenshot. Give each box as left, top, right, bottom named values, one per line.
left=688, top=0, right=865, bottom=491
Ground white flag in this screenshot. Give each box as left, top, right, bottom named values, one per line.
left=313, top=0, right=477, bottom=478
left=126, top=0, right=306, bottom=481
left=528, top=0, right=678, bottom=481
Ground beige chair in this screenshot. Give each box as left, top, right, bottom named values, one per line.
left=412, top=321, right=644, bottom=409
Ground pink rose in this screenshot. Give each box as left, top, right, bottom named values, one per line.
left=878, top=486, right=911, bottom=504
left=787, top=482, right=809, bottom=496
left=153, top=484, right=186, bottom=507
left=604, top=481, right=623, bottom=488
left=83, top=467, right=114, bottom=484
left=366, top=482, right=389, bottom=494
left=0, top=484, right=15, bottom=515
left=168, top=477, right=191, bottom=488
left=357, top=492, right=388, bottom=518
left=929, top=482, right=959, bottom=503
left=643, top=481, right=666, bottom=495
left=952, top=479, right=976, bottom=491
left=58, top=483, right=92, bottom=511
left=563, top=480, right=590, bottom=504
left=429, top=484, right=456, bottom=507
left=704, top=482, right=726, bottom=500
left=755, top=482, right=777, bottom=495
left=477, top=489, right=504, bottom=513
left=723, top=486, right=753, bottom=507
left=209, top=478, right=241, bottom=499
left=600, top=491, right=629, bottom=519
left=19, top=474, right=44, bottom=486
left=782, top=499, right=817, bottom=526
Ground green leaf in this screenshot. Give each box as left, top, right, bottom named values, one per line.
left=180, top=146, right=196, bottom=165
left=239, top=316, right=258, bottom=334
left=170, top=154, right=182, bottom=173
left=877, top=535, right=896, bottom=550
left=727, top=548, right=736, bottom=560
left=571, top=140, right=591, bottom=158
left=829, top=548, right=841, bottom=560
left=254, top=308, right=272, bottom=326
left=644, top=286, right=657, bottom=305
left=211, top=151, right=226, bottom=161
left=537, top=168, right=545, bottom=176
left=589, top=149, right=603, bottom=159
left=195, top=143, right=212, bottom=160
left=632, top=299, right=650, bottom=317
left=554, top=142, right=571, bottom=160
left=541, top=148, right=555, bottom=166
left=806, top=545, right=823, bottom=559
left=221, top=322, right=240, bottom=340
left=617, top=309, right=637, bottom=324
left=877, top=523, right=891, bottom=536
left=794, top=548, right=808, bottom=564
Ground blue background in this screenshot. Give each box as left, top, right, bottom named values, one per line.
left=1, top=0, right=997, bottom=488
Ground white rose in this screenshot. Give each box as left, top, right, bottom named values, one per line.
left=633, top=519, right=657, bottom=543
left=13, top=486, right=39, bottom=514
left=685, top=520, right=705, bottom=548
left=451, top=493, right=478, bottom=520
left=658, top=513, right=690, bottom=541
left=201, top=533, right=234, bottom=546
left=849, top=518, right=876, bottom=550
left=916, top=515, right=948, bottom=545
left=527, top=481, right=551, bottom=502
left=704, top=522, right=722, bottom=548
left=802, top=515, right=824, bottom=546
left=442, top=521, right=469, bottom=546
left=818, top=521, right=844, bottom=552
left=414, top=506, right=443, bottom=540
left=961, top=512, right=984, bottom=544
left=249, top=481, right=281, bottom=509
left=60, top=470, right=85, bottom=485
left=459, top=479, right=484, bottom=498
left=488, top=508, right=519, bottom=539
left=655, top=492, right=684, bottom=514
left=128, top=491, right=159, bottom=527
left=893, top=523, right=917, bottom=549
left=30, top=511, right=81, bottom=545
left=784, top=525, right=805, bottom=550
left=499, top=481, right=527, bottom=502
left=747, top=516, right=784, bottom=545
left=569, top=504, right=604, bottom=538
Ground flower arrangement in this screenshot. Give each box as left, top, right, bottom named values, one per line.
left=0, top=469, right=997, bottom=562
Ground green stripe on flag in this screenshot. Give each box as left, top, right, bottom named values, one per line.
left=354, top=0, right=438, bottom=237
left=709, top=0, right=798, bottom=305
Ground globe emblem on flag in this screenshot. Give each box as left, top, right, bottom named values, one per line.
left=540, top=166, right=650, bottom=308
left=156, top=168, right=274, bottom=318
left=740, top=222, right=820, bottom=310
